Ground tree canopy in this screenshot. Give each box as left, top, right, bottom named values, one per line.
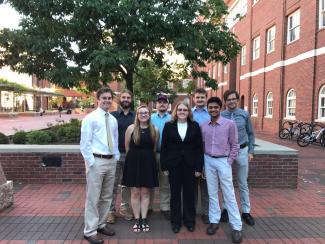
left=0, top=0, right=240, bottom=93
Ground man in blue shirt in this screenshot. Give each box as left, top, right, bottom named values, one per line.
left=150, top=93, right=172, bottom=220
left=220, top=90, right=255, bottom=226
left=191, top=88, right=210, bottom=224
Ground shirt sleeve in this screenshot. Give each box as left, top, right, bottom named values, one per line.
left=113, top=118, right=120, bottom=161
left=80, top=117, right=95, bottom=167
left=245, top=112, right=255, bottom=154
left=228, top=121, right=240, bottom=164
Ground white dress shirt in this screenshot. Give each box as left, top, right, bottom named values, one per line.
left=80, top=107, right=120, bottom=167
left=177, top=121, right=188, bottom=141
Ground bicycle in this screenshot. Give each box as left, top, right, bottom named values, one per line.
left=297, top=126, right=325, bottom=147
left=279, top=121, right=309, bottom=140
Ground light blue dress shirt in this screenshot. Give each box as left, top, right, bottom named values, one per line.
left=151, top=112, right=172, bottom=152
left=192, top=106, right=210, bottom=126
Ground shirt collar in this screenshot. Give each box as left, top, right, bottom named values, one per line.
left=97, top=107, right=109, bottom=116
left=208, top=116, right=224, bottom=126
left=157, top=112, right=169, bottom=118
left=193, top=106, right=208, bottom=112
left=118, top=108, right=134, bottom=116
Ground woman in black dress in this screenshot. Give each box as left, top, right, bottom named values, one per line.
left=160, top=101, right=204, bottom=233
left=122, top=105, right=159, bottom=233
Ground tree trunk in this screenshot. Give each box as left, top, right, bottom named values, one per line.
left=125, top=71, right=134, bottom=94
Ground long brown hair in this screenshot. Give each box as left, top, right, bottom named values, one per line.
left=171, top=101, right=193, bottom=123
left=133, top=105, right=156, bottom=145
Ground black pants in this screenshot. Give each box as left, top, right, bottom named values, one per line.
left=168, top=160, right=196, bottom=227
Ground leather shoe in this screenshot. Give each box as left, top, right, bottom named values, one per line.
left=97, top=225, right=116, bottom=236
left=84, top=234, right=104, bottom=244
left=186, top=225, right=195, bottom=232
left=242, top=213, right=255, bottom=226
left=220, top=209, right=229, bottom=223
left=201, top=214, right=210, bottom=224
left=232, top=230, right=243, bottom=243
left=160, top=210, right=171, bottom=220
left=172, top=225, right=180, bottom=233
left=206, top=223, right=219, bottom=235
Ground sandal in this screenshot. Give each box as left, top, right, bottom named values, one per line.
left=133, top=219, right=141, bottom=233
left=141, top=218, right=150, bottom=232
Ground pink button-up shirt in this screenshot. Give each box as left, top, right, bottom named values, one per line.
left=200, top=116, right=239, bottom=164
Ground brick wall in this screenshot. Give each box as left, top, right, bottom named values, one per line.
left=0, top=152, right=298, bottom=188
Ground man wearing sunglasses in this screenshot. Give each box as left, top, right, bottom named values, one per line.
left=220, top=90, right=255, bottom=226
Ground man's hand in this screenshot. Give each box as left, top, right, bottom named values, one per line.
left=248, top=153, right=254, bottom=162
left=195, top=171, right=201, bottom=177
left=163, top=170, right=169, bottom=176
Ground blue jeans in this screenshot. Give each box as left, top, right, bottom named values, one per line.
left=205, top=155, right=242, bottom=231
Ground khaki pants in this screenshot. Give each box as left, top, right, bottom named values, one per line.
left=149, top=153, right=170, bottom=211
left=84, top=157, right=117, bottom=237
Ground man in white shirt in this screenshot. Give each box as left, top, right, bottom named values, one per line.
left=80, top=87, right=120, bottom=244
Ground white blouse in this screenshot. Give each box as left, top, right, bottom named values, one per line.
left=177, top=121, right=188, bottom=141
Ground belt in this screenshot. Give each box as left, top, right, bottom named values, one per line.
left=93, top=153, right=113, bottom=159
left=240, top=142, right=248, bottom=149
left=210, top=155, right=227, bottom=159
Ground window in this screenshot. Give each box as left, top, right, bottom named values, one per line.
left=320, top=0, right=325, bottom=29
left=252, top=94, right=258, bottom=116
left=267, top=26, right=276, bottom=53
left=287, top=10, right=300, bottom=43
left=318, top=85, right=325, bottom=119
left=253, top=36, right=260, bottom=60
left=286, top=89, right=296, bottom=118
left=212, top=65, right=217, bottom=79
left=266, top=92, right=273, bottom=117
left=218, top=63, right=221, bottom=77
left=253, top=0, right=259, bottom=5
left=167, top=81, right=173, bottom=89
left=241, top=45, right=246, bottom=65
left=224, top=65, right=228, bottom=74
left=225, top=0, right=248, bottom=28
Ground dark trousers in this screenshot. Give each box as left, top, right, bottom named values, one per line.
left=168, top=161, right=196, bottom=227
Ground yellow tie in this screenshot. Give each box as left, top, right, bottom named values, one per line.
left=105, top=113, right=114, bottom=154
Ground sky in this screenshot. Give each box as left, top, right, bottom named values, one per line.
left=0, top=3, right=20, bottom=29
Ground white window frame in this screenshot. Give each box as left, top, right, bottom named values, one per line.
left=218, top=63, right=221, bottom=77
left=267, top=26, right=276, bottom=53
left=241, top=45, right=246, bottom=65
left=320, top=0, right=325, bottom=29
left=286, top=89, right=296, bottom=119
left=265, top=92, right=273, bottom=117
left=212, top=65, right=217, bottom=79
left=253, top=36, right=260, bottom=60
left=223, top=64, right=228, bottom=74
left=252, top=94, right=258, bottom=116
left=318, top=85, right=325, bottom=120
left=287, top=10, right=300, bottom=44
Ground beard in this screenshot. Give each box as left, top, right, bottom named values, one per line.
left=120, top=101, right=131, bottom=109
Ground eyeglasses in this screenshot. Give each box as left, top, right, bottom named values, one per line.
left=177, top=108, right=189, bottom=112
left=226, top=98, right=237, bottom=102
left=138, top=112, right=149, bottom=115
left=101, top=96, right=112, bottom=100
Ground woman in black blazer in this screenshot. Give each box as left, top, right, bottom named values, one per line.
left=160, top=101, right=204, bottom=233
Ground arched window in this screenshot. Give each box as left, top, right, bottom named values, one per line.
left=252, top=94, right=258, bottom=116
left=286, top=89, right=296, bottom=118
left=318, top=85, right=325, bottom=119
left=266, top=92, right=273, bottom=117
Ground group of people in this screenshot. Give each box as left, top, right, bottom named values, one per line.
left=80, top=87, right=255, bottom=244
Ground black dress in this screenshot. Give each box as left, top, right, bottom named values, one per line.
left=122, top=127, right=158, bottom=188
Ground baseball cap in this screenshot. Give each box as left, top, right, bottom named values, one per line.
left=156, top=93, right=169, bottom=103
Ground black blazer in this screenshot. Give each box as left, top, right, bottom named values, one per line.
left=160, top=120, right=204, bottom=172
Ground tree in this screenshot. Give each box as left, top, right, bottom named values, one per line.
left=0, top=0, right=241, bottom=93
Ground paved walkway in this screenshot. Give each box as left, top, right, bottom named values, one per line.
left=0, top=113, right=86, bottom=136
left=0, top=131, right=324, bottom=243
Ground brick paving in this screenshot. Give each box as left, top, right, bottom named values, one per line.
left=0, top=130, right=324, bottom=243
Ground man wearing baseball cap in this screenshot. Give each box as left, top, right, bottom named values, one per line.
left=149, top=93, right=172, bottom=220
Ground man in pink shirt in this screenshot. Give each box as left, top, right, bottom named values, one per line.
left=200, top=97, right=243, bottom=243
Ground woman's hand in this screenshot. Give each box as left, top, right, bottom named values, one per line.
left=163, top=171, right=169, bottom=176
left=195, top=171, right=201, bottom=177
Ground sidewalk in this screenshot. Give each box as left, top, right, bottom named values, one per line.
left=0, top=113, right=86, bottom=136
left=0, top=135, right=324, bottom=243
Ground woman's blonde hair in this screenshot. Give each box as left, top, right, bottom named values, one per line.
left=171, top=101, right=193, bottom=123
left=133, top=105, right=156, bottom=145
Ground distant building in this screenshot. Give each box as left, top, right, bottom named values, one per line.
left=195, top=0, right=325, bottom=134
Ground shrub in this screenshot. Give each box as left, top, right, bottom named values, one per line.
left=0, top=132, right=9, bottom=144
left=56, top=126, right=80, bottom=143
left=26, top=131, right=51, bottom=144
left=69, top=118, right=81, bottom=127
left=12, top=131, right=27, bottom=144
left=46, top=130, right=57, bottom=142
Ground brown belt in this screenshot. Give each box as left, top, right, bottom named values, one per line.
left=93, top=153, right=113, bottom=159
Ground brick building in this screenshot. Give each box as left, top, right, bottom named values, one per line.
left=196, top=0, right=325, bottom=134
